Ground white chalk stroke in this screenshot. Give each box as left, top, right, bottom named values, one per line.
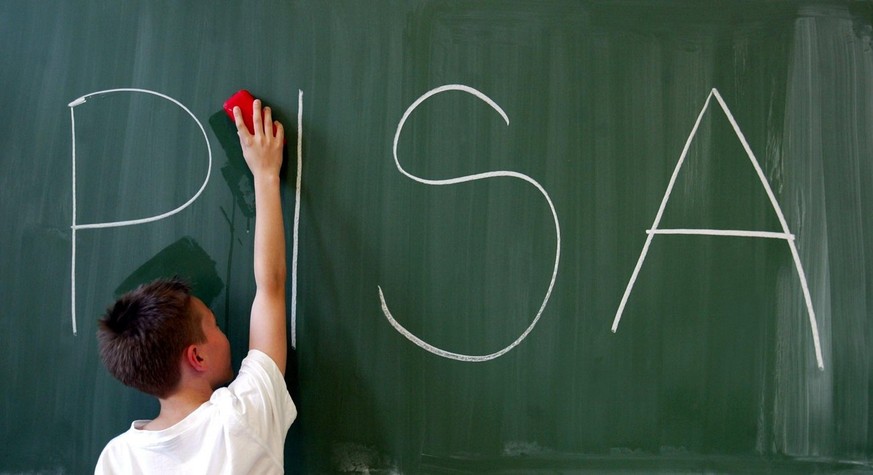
left=379, top=84, right=562, bottom=362
left=291, top=90, right=304, bottom=349
left=611, top=88, right=824, bottom=370
left=68, top=88, right=213, bottom=335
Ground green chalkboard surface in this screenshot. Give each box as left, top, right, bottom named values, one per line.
left=2, top=1, right=873, bottom=473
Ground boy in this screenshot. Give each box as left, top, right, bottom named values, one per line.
left=95, top=99, right=296, bottom=474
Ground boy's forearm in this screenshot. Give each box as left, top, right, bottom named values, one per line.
left=252, top=175, right=286, bottom=291
left=248, top=173, right=288, bottom=372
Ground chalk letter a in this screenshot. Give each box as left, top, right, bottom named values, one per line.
left=611, top=88, right=823, bottom=369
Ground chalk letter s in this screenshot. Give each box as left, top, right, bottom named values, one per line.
left=378, top=85, right=561, bottom=362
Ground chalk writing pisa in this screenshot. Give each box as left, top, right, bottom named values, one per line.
left=68, top=85, right=822, bottom=370
left=68, top=89, right=306, bottom=347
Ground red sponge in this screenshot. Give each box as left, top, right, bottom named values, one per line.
left=223, top=89, right=282, bottom=140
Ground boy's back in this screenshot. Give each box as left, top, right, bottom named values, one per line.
left=97, top=351, right=295, bottom=474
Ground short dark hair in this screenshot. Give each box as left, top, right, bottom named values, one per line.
left=97, top=278, right=206, bottom=398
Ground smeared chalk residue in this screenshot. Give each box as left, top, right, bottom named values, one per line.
left=68, top=88, right=213, bottom=335
left=503, top=441, right=552, bottom=457
left=378, top=84, right=562, bottom=362
left=611, top=88, right=823, bottom=370
left=331, top=442, right=399, bottom=473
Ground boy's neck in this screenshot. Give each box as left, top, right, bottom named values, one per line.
left=142, top=385, right=213, bottom=431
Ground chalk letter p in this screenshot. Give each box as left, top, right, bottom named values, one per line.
left=68, top=88, right=212, bottom=335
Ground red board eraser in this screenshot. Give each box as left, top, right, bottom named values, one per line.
left=223, top=90, right=282, bottom=140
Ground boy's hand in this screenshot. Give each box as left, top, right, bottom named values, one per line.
left=233, top=99, right=284, bottom=178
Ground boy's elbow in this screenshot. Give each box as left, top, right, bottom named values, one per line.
left=258, top=270, right=286, bottom=295
left=254, top=261, right=286, bottom=290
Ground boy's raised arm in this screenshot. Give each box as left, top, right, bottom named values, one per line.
left=233, top=99, right=288, bottom=375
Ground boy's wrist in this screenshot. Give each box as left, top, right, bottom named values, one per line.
left=253, top=173, right=281, bottom=187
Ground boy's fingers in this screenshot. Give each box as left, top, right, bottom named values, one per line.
left=234, top=99, right=283, bottom=146
left=274, top=121, right=284, bottom=142
left=263, top=106, right=274, bottom=137
left=232, top=106, right=245, bottom=129
left=232, top=106, right=251, bottom=140
left=252, top=100, right=263, bottom=135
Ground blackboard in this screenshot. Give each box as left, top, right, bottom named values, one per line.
left=2, top=1, right=872, bottom=473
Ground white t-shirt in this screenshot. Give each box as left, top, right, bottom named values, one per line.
left=95, top=350, right=297, bottom=475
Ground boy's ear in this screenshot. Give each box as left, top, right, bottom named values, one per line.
left=184, top=345, right=207, bottom=372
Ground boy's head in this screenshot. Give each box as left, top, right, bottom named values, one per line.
left=97, top=278, right=206, bottom=398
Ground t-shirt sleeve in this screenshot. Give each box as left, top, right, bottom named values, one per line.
left=223, top=349, right=297, bottom=451
left=94, top=448, right=110, bottom=475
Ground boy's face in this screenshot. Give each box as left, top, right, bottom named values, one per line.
left=192, top=297, right=233, bottom=387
